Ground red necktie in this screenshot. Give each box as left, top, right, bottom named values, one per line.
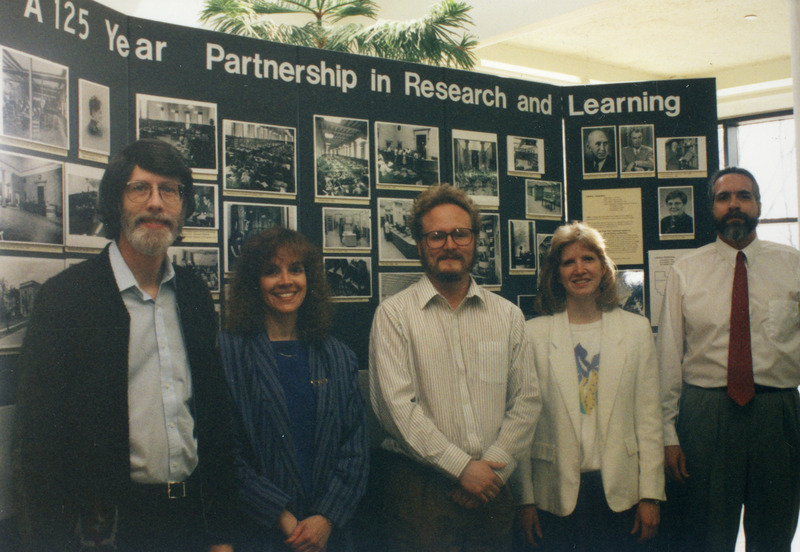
left=727, top=251, right=755, bottom=406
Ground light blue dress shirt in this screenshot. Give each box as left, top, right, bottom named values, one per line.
left=109, top=241, right=198, bottom=484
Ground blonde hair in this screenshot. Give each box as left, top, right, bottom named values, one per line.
left=536, top=221, right=618, bottom=315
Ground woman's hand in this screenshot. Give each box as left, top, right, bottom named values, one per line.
left=278, top=509, right=299, bottom=537
left=516, top=504, right=543, bottom=547
left=632, top=500, right=660, bottom=542
left=285, top=514, right=332, bottom=552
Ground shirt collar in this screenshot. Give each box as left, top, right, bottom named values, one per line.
left=713, top=235, right=762, bottom=266
left=109, top=240, right=175, bottom=294
left=415, top=273, right=485, bottom=310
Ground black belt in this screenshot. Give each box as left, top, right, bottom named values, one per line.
left=130, top=472, right=200, bottom=501
left=686, top=383, right=794, bottom=394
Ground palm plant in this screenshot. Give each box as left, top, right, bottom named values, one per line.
left=199, top=0, right=478, bottom=69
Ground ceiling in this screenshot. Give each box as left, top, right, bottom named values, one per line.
left=95, top=0, right=794, bottom=118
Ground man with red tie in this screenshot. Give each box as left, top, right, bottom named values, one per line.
left=657, top=167, right=800, bottom=551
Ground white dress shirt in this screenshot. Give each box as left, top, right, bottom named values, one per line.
left=109, top=241, right=198, bottom=484
left=657, top=237, right=800, bottom=446
left=369, top=275, right=541, bottom=483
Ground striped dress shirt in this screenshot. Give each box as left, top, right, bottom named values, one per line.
left=369, top=275, right=541, bottom=483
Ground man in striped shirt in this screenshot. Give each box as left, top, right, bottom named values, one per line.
left=369, top=184, right=540, bottom=552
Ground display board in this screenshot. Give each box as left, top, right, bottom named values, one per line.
left=564, top=80, right=719, bottom=322
left=0, top=0, right=570, bottom=372
left=0, top=0, right=719, bottom=527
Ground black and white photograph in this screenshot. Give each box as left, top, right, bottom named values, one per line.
left=581, top=126, right=617, bottom=178
left=0, top=151, right=63, bottom=248
left=322, top=207, right=371, bottom=253
left=507, top=135, right=544, bottom=177
left=657, top=136, right=707, bottom=177
left=184, top=182, right=218, bottom=229
left=378, top=272, right=423, bottom=302
left=78, top=79, right=110, bottom=157
left=1, top=46, right=69, bottom=151
left=136, top=94, right=218, bottom=175
left=617, top=269, right=645, bottom=317
left=536, top=233, right=553, bottom=273
left=314, top=115, right=370, bottom=202
left=619, top=124, right=655, bottom=177
left=0, top=255, right=65, bottom=350
left=517, top=294, right=537, bottom=320
left=224, top=201, right=297, bottom=272
left=453, top=129, right=499, bottom=208
left=658, top=185, right=695, bottom=239
left=168, top=246, right=220, bottom=294
left=223, top=119, right=296, bottom=197
left=525, top=179, right=563, bottom=220
left=64, top=163, right=107, bottom=250
left=473, top=212, right=501, bottom=288
left=378, top=197, right=419, bottom=265
left=375, top=122, right=440, bottom=189
left=508, top=219, right=536, bottom=274
left=324, top=256, right=372, bottom=301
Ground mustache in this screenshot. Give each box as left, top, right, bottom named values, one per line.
left=436, top=252, right=465, bottom=261
left=721, top=210, right=753, bottom=224
left=133, top=214, right=174, bottom=230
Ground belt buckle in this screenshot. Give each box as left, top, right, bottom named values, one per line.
left=167, top=481, right=186, bottom=499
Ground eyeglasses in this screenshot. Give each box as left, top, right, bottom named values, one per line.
left=124, top=181, right=184, bottom=205
left=421, top=228, right=474, bottom=249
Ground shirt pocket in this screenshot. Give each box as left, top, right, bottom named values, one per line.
left=766, top=300, right=800, bottom=343
left=475, top=341, right=509, bottom=384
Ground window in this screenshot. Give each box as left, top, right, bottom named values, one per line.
left=719, top=112, right=798, bottom=248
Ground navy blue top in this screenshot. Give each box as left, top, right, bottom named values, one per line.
left=272, top=340, right=316, bottom=499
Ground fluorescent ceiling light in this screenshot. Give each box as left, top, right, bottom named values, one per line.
left=479, top=60, right=583, bottom=84
left=717, top=78, right=792, bottom=98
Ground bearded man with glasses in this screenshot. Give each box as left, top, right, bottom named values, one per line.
left=14, top=139, right=235, bottom=552
left=369, top=184, right=541, bottom=552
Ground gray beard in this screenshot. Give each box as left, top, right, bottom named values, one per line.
left=715, top=213, right=758, bottom=243
left=122, top=217, right=180, bottom=256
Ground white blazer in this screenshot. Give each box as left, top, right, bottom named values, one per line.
left=510, top=308, right=665, bottom=516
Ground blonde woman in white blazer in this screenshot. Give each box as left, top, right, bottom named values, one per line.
left=512, top=222, right=665, bottom=551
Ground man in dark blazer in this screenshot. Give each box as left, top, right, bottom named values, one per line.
left=583, top=128, right=616, bottom=174
left=13, top=139, right=235, bottom=552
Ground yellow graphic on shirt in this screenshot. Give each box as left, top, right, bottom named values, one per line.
left=575, top=343, right=599, bottom=415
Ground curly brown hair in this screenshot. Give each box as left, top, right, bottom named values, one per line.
left=409, top=184, right=481, bottom=242
left=536, top=221, right=618, bottom=315
left=224, top=227, right=332, bottom=344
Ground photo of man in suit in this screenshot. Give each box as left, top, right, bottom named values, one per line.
left=620, top=126, right=655, bottom=173
left=582, top=127, right=617, bottom=175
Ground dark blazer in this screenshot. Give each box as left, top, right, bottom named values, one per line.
left=584, top=154, right=616, bottom=174
left=660, top=213, right=694, bottom=234
left=218, top=331, right=368, bottom=551
left=13, top=245, right=235, bottom=551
